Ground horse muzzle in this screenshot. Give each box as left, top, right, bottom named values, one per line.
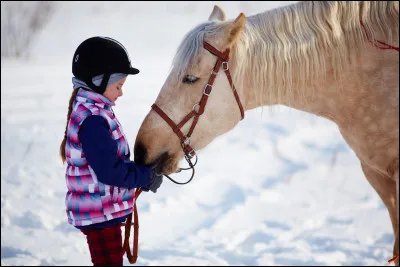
left=134, top=142, right=177, bottom=175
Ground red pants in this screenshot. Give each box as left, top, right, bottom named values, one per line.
left=81, top=224, right=124, bottom=266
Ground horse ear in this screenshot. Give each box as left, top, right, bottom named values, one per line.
left=227, top=13, right=246, bottom=45
left=205, top=12, right=246, bottom=50
left=208, top=5, right=227, bottom=21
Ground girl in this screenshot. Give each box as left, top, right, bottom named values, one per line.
left=59, top=36, right=163, bottom=266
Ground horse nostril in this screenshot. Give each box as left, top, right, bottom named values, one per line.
left=134, top=142, right=147, bottom=165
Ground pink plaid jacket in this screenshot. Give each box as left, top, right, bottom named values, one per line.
left=64, top=88, right=136, bottom=226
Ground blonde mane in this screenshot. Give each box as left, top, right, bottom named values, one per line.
left=170, top=1, right=398, bottom=105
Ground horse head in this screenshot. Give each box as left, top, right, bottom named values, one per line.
left=134, top=5, right=247, bottom=175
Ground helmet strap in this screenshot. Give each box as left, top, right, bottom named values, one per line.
left=85, top=72, right=111, bottom=95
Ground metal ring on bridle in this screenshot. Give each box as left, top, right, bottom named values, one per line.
left=180, top=141, right=196, bottom=161
left=182, top=151, right=197, bottom=169
left=182, top=136, right=191, bottom=146
left=164, top=152, right=197, bottom=185
left=173, top=152, right=198, bottom=173
left=192, top=103, right=201, bottom=115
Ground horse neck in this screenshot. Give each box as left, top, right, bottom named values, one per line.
left=233, top=1, right=383, bottom=125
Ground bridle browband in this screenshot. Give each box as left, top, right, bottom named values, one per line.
left=151, top=40, right=245, bottom=184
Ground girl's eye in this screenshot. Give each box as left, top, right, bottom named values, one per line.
left=183, top=75, right=199, bottom=84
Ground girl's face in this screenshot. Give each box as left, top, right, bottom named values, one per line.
left=103, top=77, right=127, bottom=103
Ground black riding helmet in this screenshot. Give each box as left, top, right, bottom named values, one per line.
left=72, top=36, right=139, bottom=94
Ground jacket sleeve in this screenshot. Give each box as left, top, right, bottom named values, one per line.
left=78, top=115, right=151, bottom=189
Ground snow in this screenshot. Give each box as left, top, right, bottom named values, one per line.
left=1, top=1, right=394, bottom=266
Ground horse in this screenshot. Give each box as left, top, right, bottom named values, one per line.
left=134, top=1, right=399, bottom=264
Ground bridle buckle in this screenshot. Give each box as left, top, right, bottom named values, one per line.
left=222, top=61, right=229, bottom=71
left=203, top=84, right=212, bottom=96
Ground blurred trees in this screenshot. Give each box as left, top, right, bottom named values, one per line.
left=1, top=1, right=54, bottom=58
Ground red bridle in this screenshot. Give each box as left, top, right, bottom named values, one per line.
left=360, top=20, right=399, bottom=52
left=151, top=41, right=245, bottom=161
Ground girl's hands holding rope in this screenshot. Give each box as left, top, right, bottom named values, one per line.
left=142, top=170, right=163, bottom=193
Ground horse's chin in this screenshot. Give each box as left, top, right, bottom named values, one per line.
left=152, top=152, right=179, bottom=175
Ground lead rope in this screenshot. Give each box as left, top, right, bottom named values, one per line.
left=122, top=187, right=142, bottom=264
left=120, top=153, right=196, bottom=264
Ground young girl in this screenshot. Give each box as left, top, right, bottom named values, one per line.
left=59, top=36, right=163, bottom=266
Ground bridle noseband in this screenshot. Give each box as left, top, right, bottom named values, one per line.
left=151, top=40, right=245, bottom=184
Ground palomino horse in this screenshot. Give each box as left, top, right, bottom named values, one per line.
left=134, top=1, right=399, bottom=264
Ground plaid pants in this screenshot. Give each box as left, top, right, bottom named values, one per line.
left=81, top=224, right=124, bottom=266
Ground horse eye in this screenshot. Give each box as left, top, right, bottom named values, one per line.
left=183, top=75, right=199, bottom=84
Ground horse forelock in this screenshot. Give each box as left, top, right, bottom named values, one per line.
left=170, top=21, right=213, bottom=87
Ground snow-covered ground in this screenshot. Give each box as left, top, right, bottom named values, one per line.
left=1, top=1, right=395, bottom=266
